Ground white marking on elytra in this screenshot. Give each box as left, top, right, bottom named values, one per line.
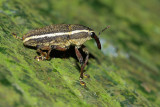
left=23, top=30, right=92, bottom=43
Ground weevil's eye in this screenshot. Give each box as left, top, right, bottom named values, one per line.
left=90, top=32, right=95, bottom=37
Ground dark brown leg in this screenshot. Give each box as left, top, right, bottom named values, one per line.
left=75, top=46, right=89, bottom=86
left=75, top=47, right=84, bottom=66
left=81, top=46, right=90, bottom=78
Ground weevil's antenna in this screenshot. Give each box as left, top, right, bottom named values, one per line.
left=12, top=33, right=22, bottom=40
left=98, top=25, right=110, bottom=36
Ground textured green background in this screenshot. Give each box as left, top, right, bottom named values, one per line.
left=0, top=0, right=160, bottom=107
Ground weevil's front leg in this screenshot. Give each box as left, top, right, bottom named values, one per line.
left=35, top=46, right=52, bottom=61
left=75, top=46, right=84, bottom=66
left=75, top=46, right=88, bottom=86
left=81, top=46, right=90, bottom=78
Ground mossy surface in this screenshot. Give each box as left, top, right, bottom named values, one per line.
left=0, top=0, right=160, bottom=107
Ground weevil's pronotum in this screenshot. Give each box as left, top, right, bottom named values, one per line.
left=15, top=24, right=109, bottom=86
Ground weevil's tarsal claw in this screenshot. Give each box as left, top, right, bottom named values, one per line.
left=80, top=81, right=86, bottom=86
left=93, top=34, right=101, bottom=49
left=83, top=74, right=90, bottom=78
left=34, top=56, right=46, bottom=61
left=79, top=77, right=86, bottom=87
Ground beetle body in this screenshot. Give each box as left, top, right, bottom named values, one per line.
left=22, top=24, right=102, bottom=86
left=23, top=24, right=95, bottom=49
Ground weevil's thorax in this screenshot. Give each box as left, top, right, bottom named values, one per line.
left=69, top=24, right=94, bottom=46
left=22, top=24, right=94, bottom=48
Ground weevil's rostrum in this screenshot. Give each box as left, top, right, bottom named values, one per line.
left=22, top=24, right=102, bottom=86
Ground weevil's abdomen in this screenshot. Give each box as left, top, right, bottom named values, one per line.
left=23, top=24, right=93, bottom=47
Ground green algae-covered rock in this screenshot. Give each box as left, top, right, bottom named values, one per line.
left=0, top=0, right=160, bottom=107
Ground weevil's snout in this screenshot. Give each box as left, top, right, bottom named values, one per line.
left=90, top=32, right=101, bottom=49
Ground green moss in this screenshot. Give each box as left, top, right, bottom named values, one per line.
left=0, top=0, right=160, bottom=106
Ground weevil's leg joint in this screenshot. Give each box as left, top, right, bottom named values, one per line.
left=81, top=45, right=89, bottom=55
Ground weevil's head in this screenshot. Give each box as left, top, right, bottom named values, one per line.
left=87, top=25, right=110, bottom=49
left=88, top=31, right=101, bottom=49
left=70, top=24, right=101, bottom=49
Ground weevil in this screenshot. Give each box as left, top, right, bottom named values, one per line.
left=15, top=24, right=109, bottom=86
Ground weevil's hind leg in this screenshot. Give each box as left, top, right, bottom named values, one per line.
left=35, top=48, right=47, bottom=61
left=35, top=45, right=67, bottom=61
left=35, top=46, right=52, bottom=61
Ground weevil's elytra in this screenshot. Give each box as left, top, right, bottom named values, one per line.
left=23, top=24, right=95, bottom=47
left=22, top=24, right=102, bottom=86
